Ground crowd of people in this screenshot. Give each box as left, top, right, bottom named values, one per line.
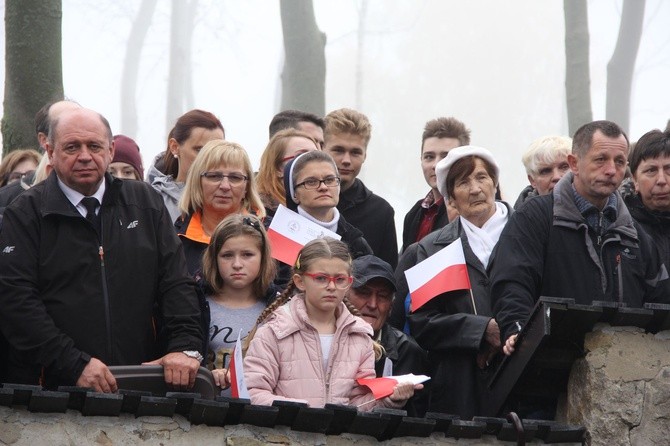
left=0, top=100, right=669, bottom=420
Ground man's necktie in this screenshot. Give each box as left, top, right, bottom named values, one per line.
left=80, top=197, right=100, bottom=230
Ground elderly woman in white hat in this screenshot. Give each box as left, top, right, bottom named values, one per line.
left=401, top=145, right=511, bottom=419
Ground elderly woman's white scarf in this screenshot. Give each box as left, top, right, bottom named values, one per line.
left=459, top=202, right=508, bottom=268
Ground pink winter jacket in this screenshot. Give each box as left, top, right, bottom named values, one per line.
left=244, top=294, right=402, bottom=410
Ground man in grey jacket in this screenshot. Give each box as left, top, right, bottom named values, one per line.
left=492, top=120, right=670, bottom=356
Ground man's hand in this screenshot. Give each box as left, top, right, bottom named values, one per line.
left=503, top=334, right=518, bottom=356
left=389, top=382, right=423, bottom=403
left=143, top=352, right=200, bottom=390
left=484, top=318, right=501, bottom=350
left=477, top=318, right=501, bottom=369
left=77, top=357, right=117, bottom=393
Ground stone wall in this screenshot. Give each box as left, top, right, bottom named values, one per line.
left=565, top=324, right=670, bottom=446
left=0, top=406, right=554, bottom=446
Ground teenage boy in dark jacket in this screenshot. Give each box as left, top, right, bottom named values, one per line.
left=324, top=108, right=398, bottom=268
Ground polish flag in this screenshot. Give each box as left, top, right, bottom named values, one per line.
left=404, top=238, right=471, bottom=312
left=357, top=374, right=430, bottom=400
left=229, top=330, right=249, bottom=399
left=267, top=205, right=341, bottom=265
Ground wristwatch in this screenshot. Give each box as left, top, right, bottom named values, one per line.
left=182, top=350, right=204, bottom=363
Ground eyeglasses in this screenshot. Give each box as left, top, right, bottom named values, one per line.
left=294, top=176, right=340, bottom=190
left=5, top=170, right=35, bottom=184
left=303, top=272, right=353, bottom=289
left=200, top=172, right=248, bottom=186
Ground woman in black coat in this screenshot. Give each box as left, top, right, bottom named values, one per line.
left=405, top=146, right=510, bottom=419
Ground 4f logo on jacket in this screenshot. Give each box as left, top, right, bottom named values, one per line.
left=2, top=246, right=15, bottom=253
left=127, top=220, right=139, bottom=229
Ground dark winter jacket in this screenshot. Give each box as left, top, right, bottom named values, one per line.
left=623, top=191, right=670, bottom=271
left=174, top=211, right=209, bottom=278
left=491, top=173, right=670, bottom=342
left=401, top=196, right=450, bottom=253
left=406, top=204, right=510, bottom=419
left=512, top=184, right=539, bottom=210
left=375, top=323, right=430, bottom=416
left=0, top=172, right=203, bottom=388
left=338, top=178, right=398, bottom=269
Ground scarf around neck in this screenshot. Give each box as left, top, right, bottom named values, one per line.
left=459, top=201, right=508, bottom=268
left=297, top=205, right=340, bottom=233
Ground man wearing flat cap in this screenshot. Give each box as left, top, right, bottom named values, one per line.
left=348, top=255, right=429, bottom=416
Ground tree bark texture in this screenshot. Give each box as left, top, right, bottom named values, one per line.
left=279, top=0, right=326, bottom=117
left=166, top=0, right=196, bottom=131
left=121, top=0, right=157, bottom=138
left=563, top=0, right=593, bottom=136
left=606, top=0, right=645, bottom=134
left=2, top=0, right=64, bottom=155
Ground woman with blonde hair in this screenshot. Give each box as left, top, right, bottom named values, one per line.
left=176, top=139, right=265, bottom=276
left=256, top=128, right=319, bottom=216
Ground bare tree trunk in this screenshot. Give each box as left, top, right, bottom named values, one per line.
left=121, top=0, right=158, bottom=137
left=166, top=0, right=196, bottom=130
left=279, top=0, right=326, bottom=116
left=355, top=0, right=369, bottom=111
left=2, top=0, right=63, bottom=155
left=606, top=0, right=645, bottom=134
left=563, top=0, right=593, bottom=135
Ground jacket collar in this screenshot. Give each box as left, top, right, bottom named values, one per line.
left=427, top=201, right=512, bottom=275
left=338, top=178, right=371, bottom=210
left=379, top=324, right=399, bottom=361
left=268, top=294, right=372, bottom=340
left=41, top=172, right=122, bottom=218
left=552, top=172, right=637, bottom=240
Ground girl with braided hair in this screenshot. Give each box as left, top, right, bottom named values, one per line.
left=243, top=237, right=419, bottom=409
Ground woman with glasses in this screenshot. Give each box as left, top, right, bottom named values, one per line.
left=283, top=151, right=372, bottom=259
left=256, top=128, right=320, bottom=217
left=176, top=140, right=265, bottom=277
left=0, top=149, right=41, bottom=188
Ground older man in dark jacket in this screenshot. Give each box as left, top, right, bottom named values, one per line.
left=348, top=255, right=429, bottom=416
left=492, top=121, right=670, bottom=355
left=0, top=108, right=203, bottom=391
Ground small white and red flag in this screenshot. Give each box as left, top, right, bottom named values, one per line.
left=267, top=205, right=341, bottom=265
left=404, top=238, right=471, bottom=312
left=229, top=330, right=249, bottom=399
left=357, top=374, right=430, bottom=400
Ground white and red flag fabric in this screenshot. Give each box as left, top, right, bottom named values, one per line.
left=229, top=330, right=249, bottom=399
left=267, top=205, right=341, bottom=265
left=357, top=374, right=430, bottom=400
left=404, top=238, right=471, bottom=312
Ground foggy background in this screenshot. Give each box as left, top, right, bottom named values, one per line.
left=1, top=0, right=669, bottom=241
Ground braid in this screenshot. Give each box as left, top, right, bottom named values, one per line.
left=256, top=281, right=296, bottom=325
left=343, top=296, right=362, bottom=317
left=243, top=281, right=297, bottom=356
left=343, top=297, right=385, bottom=361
